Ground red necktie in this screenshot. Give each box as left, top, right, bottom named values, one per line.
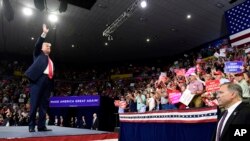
left=48, top=57, right=53, bottom=79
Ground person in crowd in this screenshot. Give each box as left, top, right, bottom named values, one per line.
left=133, top=90, right=146, bottom=112
left=24, top=24, right=53, bottom=132
left=54, top=115, right=58, bottom=126
left=213, top=71, right=230, bottom=85
left=118, top=96, right=127, bottom=113
left=91, top=113, right=99, bottom=130
left=187, top=73, right=204, bottom=108
left=213, top=82, right=250, bottom=141
left=147, top=92, right=156, bottom=111
left=201, top=73, right=218, bottom=107
left=70, top=117, right=74, bottom=127
left=45, top=114, right=50, bottom=126
left=233, top=72, right=250, bottom=103
left=126, top=91, right=137, bottom=112
left=59, top=116, right=64, bottom=127
left=0, top=114, right=4, bottom=126
left=79, top=116, right=87, bottom=128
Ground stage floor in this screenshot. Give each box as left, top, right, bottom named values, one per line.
left=0, top=126, right=118, bottom=141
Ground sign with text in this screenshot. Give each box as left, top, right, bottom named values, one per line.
left=169, top=92, right=182, bottom=104
left=205, top=80, right=220, bottom=92
left=49, top=96, right=100, bottom=107
left=224, top=61, right=244, bottom=73
left=179, top=89, right=194, bottom=106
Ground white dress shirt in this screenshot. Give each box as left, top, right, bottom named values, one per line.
left=219, top=101, right=242, bottom=135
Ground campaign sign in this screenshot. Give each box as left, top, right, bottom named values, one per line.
left=179, top=89, right=194, bottom=106
left=49, top=95, right=100, bottom=107
left=224, top=61, right=243, bottom=73
left=169, top=92, right=182, bottom=104
left=205, top=80, right=220, bottom=92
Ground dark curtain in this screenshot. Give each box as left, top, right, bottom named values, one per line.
left=119, top=122, right=217, bottom=141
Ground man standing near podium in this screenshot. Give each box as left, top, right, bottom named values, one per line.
left=25, top=24, right=54, bottom=132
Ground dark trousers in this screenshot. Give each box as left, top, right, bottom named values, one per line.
left=29, top=74, right=51, bottom=128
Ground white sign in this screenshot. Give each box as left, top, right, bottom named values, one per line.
left=179, top=89, right=195, bottom=106
left=214, top=52, right=220, bottom=58
left=245, top=48, right=250, bottom=54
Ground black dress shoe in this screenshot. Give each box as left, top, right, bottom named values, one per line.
left=37, top=127, right=52, bottom=132
left=29, top=127, right=35, bottom=132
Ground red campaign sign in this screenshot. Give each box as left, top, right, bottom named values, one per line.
left=205, top=80, right=220, bottom=92
left=168, top=92, right=182, bottom=104
left=114, top=100, right=127, bottom=108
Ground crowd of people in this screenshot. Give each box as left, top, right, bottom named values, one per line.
left=1, top=39, right=250, bottom=128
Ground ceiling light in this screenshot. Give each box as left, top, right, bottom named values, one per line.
left=140, top=0, right=147, bottom=8
left=105, top=42, right=108, bottom=46
left=146, top=38, right=150, bottom=42
left=23, top=7, right=33, bottom=16
left=186, top=14, right=191, bottom=19
left=215, top=2, right=224, bottom=8
left=48, top=14, right=58, bottom=23
left=71, top=44, right=75, bottom=48
left=171, top=28, right=176, bottom=32
left=31, top=37, right=34, bottom=40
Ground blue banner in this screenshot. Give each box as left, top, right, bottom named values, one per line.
left=224, top=61, right=243, bottom=73
left=49, top=95, right=100, bottom=107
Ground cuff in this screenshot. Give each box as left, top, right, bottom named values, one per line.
left=41, top=32, right=47, bottom=38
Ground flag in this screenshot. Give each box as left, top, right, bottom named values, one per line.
left=225, top=0, right=250, bottom=47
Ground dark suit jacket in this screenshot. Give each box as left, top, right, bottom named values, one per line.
left=92, top=118, right=99, bottom=130
left=212, top=102, right=250, bottom=141
left=25, top=37, right=49, bottom=82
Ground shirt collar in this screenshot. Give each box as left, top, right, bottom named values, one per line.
left=226, top=101, right=242, bottom=113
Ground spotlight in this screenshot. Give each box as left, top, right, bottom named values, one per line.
left=186, top=14, right=191, bottom=19
left=146, top=38, right=150, bottom=42
left=3, top=0, right=14, bottom=21
left=48, top=14, right=58, bottom=23
left=34, top=0, right=45, bottom=11
left=59, top=0, right=68, bottom=13
left=23, top=8, right=33, bottom=16
left=140, top=0, right=147, bottom=8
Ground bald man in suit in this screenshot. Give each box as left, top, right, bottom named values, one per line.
left=213, top=82, right=250, bottom=141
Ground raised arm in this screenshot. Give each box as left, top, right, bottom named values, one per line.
left=33, top=24, right=49, bottom=57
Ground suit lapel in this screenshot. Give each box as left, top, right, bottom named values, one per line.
left=220, top=102, right=244, bottom=138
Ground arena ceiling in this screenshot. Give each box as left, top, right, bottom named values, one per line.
left=0, top=0, right=246, bottom=63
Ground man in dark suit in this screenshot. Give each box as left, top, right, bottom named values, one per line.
left=91, top=113, right=99, bottom=130
left=214, top=82, right=250, bottom=141
left=25, top=24, right=54, bottom=132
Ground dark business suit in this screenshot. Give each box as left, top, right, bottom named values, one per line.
left=212, top=102, right=250, bottom=141
left=91, top=118, right=99, bottom=130
left=25, top=37, right=53, bottom=129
